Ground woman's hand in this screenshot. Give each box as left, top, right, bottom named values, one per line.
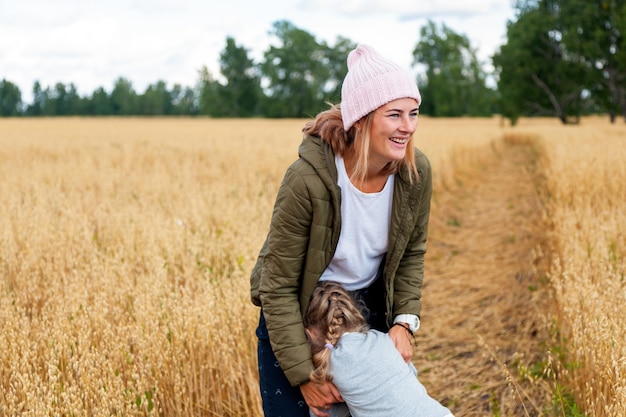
left=389, top=322, right=414, bottom=362
left=300, top=380, right=343, bottom=417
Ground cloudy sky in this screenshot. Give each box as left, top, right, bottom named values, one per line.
left=1, top=0, right=516, bottom=102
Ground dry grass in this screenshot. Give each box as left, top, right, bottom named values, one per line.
left=414, top=133, right=554, bottom=416
left=509, top=117, right=626, bottom=416
left=0, top=116, right=624, bottom=416
left=0, top=118, right=296, bottom=415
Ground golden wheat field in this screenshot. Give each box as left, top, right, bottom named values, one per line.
left=0, top=116, right=624, bottom=416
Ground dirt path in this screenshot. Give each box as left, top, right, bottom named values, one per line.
left=415, top=139, right=553, bottom=416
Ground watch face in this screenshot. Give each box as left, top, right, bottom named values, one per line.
left=411, top=317, right=420, bottom=331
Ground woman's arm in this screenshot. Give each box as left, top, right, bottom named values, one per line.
left=258, top=166, right=317, bottom=386
left=390, top=154, right=433, bottom=359
left=301, top=381, right=343, bottom=417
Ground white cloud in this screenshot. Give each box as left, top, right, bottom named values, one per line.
left=1, top=0, right=515, bottom=103
left=298, top=0, right=511, bottom=17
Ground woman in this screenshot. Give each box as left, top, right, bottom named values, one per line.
left=304, top=280, right=453, bottom=417
left=250, top=44, right=431, bottom=417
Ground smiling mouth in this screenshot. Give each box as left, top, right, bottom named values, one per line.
left=389, top=137, right=407, bottom=144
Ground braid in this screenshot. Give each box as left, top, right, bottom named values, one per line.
left=304, top=281, right=369, bottom=385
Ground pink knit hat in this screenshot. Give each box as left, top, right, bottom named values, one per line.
left=341, top=44, right=421, bottom=131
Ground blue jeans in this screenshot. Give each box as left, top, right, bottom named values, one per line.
left=256, top=312, right=309, bottom=417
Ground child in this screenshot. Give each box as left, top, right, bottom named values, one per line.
left=303, top=280, right=454, bottom=417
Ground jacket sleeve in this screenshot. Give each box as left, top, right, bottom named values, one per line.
left=258, top=164, right=315, bottom=386
left=392, top=154, right=432, bottom=319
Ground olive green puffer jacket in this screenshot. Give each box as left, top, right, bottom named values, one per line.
left=250, top=134, right=432, bottom=386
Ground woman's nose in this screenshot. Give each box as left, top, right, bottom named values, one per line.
left=400, top=115, right=417, bottom=133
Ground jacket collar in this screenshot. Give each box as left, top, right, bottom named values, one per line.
left=298, top=135, right=338, bottom=190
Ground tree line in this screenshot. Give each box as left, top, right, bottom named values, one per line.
left=1, top=0, right=625, bottom=125
left=496, top=0, right=626, bottom=124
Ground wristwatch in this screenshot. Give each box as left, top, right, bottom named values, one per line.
left=394, top=314, right=420, bottom=333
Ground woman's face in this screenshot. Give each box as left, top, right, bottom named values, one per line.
left=367, top=98, right=419, bottom=169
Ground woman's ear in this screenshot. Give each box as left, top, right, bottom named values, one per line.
left=305, top=327, right=323, bottom=346
left=304, top=327, right=314, bottom=341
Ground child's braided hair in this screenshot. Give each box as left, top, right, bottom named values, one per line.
left=303, top=280, right=369, bottom=384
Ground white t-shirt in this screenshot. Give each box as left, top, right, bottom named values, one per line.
left=319, top=155, right=394, bottom=290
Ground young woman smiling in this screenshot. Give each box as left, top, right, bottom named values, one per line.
left=251, top=44, right=432, bottom=417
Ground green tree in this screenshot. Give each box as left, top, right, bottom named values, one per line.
left=140, top=80, right=173, bottom=115
left=260, top=20, right=331, bottom=118
left=90, top=87, right=113, bottom=115
left=110, top=77, right=138, bottom=115
left=27, top=81, right=45, bottom=116
left=197, top=65, right=220, bottom=116
left=413, top=20, right=494, bottom=117
left=45, top=82, right=82, bottom=115
left=171, top=84, right=197, bottom=115
left=214, top=37, right=262, bottom=117
left=40, top=86, right=56, bottom=116
left=0, top=79, right=23, bottom=116
left=318, top=36, right=356, bottom=104
left=494, top=1, right=588, bottom=124
left=557, top=0, right=626, bottom=122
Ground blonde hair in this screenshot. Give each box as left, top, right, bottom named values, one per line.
left=303, top=104, right=419, bottom=184
left=303, top=281, right=369, bottom=385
